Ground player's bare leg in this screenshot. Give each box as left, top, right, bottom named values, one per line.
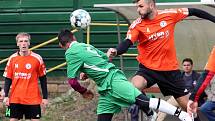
left=10, top=118, right=18, bottom=121
left=175, top=94, right=190, bottom=111
left=131, top=75, right=147, bottom=90
left=130, top=75, right=156, bottom=121
left=31, top=119, right=40, bottom=121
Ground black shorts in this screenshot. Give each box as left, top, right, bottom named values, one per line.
left=7, top=103, right=41, bottom=120
left=135, top=64, right=189, bottom=98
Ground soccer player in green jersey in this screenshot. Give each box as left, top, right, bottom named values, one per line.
left=58, top=29, right=193, bottom=121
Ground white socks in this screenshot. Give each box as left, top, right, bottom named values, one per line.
left=149, top=98, right=193, bottom=121
left=149, top=98, right=177, bottom=115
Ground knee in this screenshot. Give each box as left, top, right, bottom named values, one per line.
left=131, top=76, right=147, bottom=90
left=175, top=95, right=189, bottom=110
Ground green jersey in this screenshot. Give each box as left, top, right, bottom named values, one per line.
left=65, top=41, right=116, bottom=92
left=65, top=41, right=142, bottom=114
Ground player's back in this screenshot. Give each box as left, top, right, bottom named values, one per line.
left=66, top=42, right=116, bottom=85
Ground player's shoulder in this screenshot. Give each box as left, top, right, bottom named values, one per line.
left=8, top=53, right=18, bottom=59
left=30, top=51, right=44, bottom=64
left=65, top=42, right=86, bottom=56
left=69, top=42, right=87, bottom=51
left=158, top=8, right=188, bottom=15
left=129, top=17, right=142, bottom=29
left=212, top=46, right=215, bottom=52
left=7, top=52, right=19, bottom=63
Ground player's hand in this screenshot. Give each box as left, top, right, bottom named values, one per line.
left=80, top=72, right=88, bottom=80
left=41, top=99, right=48, bottom=113
left=107, top=48, right=117, bottom=58
left=82, top=89, right=94, bottom=100
left=187, top=100, right=198, bottom=116
left=3, top=97, right=9, bottom=106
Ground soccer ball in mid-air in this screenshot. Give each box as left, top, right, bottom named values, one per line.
left=70, top=9, right=91, bottom=29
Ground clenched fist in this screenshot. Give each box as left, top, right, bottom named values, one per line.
left=82, top=89, right=94, bottom=100
left=107, top=48, right=117, bottom=58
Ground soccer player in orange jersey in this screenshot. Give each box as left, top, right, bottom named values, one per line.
left=3, top=33, right=48, bottom=121
left=188, top=46, right=215, bottom=121
left=107, top=0, right=215, bottom=120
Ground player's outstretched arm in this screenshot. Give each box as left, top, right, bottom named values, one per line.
left=107, top=39, right=133, bottom=58
left=188, top=8, right=215, bottom=23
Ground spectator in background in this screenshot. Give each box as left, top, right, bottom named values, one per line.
left=3, top=32, right=48, bottom=121
left=182, top=58, right=207, bottom=106
left=156, top=58, right=206, bottom=121
left=188, top=46, right=215, bottom=121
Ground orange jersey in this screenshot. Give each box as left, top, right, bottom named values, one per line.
left=127, top=8, right=189, bottom=70
left=205, top=46, right=215, bottom=72
left=3, top=51, right=46, bottom=105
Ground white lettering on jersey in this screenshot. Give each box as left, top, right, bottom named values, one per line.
left=14, top=72, right=31, bottom=79
left=84, top=63, right=109, bottom=72
left=148, top=30, right=169, bottom=41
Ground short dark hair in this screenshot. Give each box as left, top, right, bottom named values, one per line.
left=133, top=0, right=156, bottom=3
left=182, top=58, right=193, bottom=65
left=58, top=29, right=74, bottom=46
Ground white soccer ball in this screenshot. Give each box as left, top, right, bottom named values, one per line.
left=70, top=9, right=91, bottom=29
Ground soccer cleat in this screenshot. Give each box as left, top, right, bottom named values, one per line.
left=178, top=111, right=194, bottom=121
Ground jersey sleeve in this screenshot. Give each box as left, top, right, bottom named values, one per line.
left=190, top=47, right=215, bottom=101
left=205, top=46, right=215, bottom=72
left=126, top=18, right=141, bottom=43
left=170, top=8, right=189, bottom=22
left=66, top=53, right=83, bottom=78
left=190, top=70, right=214, bottom=102
left=38, top=58, right=47, bottom=77
left=3, top=56, right=14, bottom=79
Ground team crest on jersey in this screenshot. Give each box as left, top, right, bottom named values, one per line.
left=25, top=63, right=31, bottom=69
left=160, top=21, right=167, bottom=28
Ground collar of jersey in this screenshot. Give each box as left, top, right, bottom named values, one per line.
left=69, top=41, right=78, bottom=48
left=17, top=50, right=31, bottom=56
